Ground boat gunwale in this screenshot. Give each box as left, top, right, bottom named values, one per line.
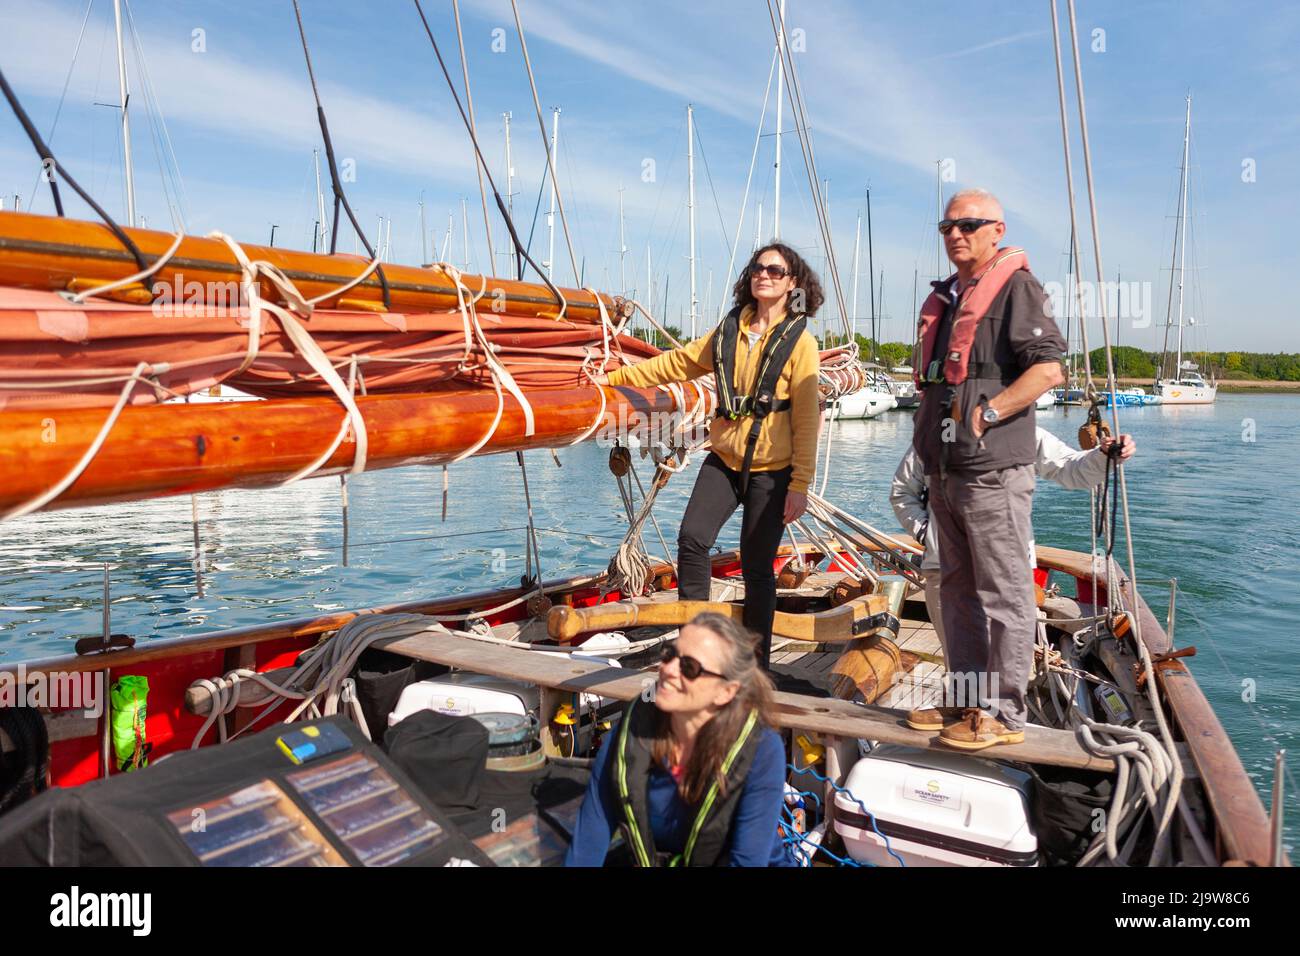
left=0, top=542, right=1276, bottom=864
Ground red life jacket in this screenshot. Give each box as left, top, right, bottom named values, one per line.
left=914, top=247, right=1030, bottom=388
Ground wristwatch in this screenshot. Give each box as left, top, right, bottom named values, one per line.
left=981, top=405, right=1000, bottom=425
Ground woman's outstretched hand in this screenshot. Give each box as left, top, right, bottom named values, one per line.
left=783, top=490, right=807, bottom=525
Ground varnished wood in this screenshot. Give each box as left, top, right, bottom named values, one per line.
left=0, top=381, right=705, bottom=512
left=546, top=592, right=890, bottom=643
left=0, top=211, right=614, bottom=322
left=374, top=627, right=1114, bottom=771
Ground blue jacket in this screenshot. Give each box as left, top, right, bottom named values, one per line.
left=564, top=723, right=794, bottom=867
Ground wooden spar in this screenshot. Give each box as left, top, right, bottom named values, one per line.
left=0, top=211, right=613, bottom=322
left=0, top=381, right=707, bottom=513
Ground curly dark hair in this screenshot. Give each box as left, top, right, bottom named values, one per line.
left=730, top=242, right=825, bottom=317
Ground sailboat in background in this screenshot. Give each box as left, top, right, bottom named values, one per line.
left=1155, top=94, right=1217, bottom=405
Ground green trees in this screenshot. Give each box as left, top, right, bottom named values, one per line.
left=1082, top=347, right=1300, bottom=380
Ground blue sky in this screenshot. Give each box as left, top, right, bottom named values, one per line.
left=2, top=0, right=1297, bottom=352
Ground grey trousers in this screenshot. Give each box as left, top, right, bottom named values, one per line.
left=928, top=465, right=1036, bottom=730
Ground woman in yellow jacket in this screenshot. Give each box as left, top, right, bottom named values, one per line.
left=600, top=243, right=823, bottom=667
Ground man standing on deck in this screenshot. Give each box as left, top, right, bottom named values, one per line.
left=911, top=189, right=1066, bottom=750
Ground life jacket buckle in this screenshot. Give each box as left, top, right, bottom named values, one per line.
left=725, top=394, right=753, bottom=420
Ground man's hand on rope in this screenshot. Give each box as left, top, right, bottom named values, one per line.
left=783, top=490, right=808, bottom=525
left=1098, top=433, right=1136, bottom=461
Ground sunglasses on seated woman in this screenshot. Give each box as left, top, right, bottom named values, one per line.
left=750, top=263, right=791, bottom=279
left=660, top=644, right=728, bottom=681
left=937, top=218, right=1001, bottom=235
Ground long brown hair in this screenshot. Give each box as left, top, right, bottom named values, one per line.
left=730, top=241, right=825, bottom=317
left=651, top=613, right=776, bottom=805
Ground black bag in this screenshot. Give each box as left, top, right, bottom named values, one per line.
left=1026, top=764, right=1114, bottom=866
left=351, top=647, right=448, bottom=742
left=384, top=710, right=490, bottom=812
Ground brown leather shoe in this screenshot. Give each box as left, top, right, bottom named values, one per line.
left=938, top=709, right=1025, bottom=750
left=905, top=706, right=966, bottom=731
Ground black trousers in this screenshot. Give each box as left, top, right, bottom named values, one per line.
left=677, top=452, right=792, bottom=668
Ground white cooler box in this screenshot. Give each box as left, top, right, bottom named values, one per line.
left=833, top=744, right=1038, bottom=867
left=388, top=644, right=625, bottom=728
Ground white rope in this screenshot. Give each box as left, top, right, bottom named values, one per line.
left=1, top=362, right=153, bottom=521
left=208, top=231, right=369, bottom=480
left=69, top=230, right=185, bottom=304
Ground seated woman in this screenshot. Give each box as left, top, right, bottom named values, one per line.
left=564, top=612, right=793, bottom=867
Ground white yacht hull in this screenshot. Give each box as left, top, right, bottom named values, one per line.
left=826, top=387, right=896, bottom=420
left=1155, top=381, right=1217, bottom=405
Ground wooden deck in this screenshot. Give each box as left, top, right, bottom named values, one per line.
left=770, top=594, right=945, bottom=713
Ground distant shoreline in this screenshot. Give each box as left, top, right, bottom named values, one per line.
left=1114, top=377, right=1300, bottom=394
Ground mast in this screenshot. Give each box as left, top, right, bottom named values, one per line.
left=313, top=149, right=328, bottom=254
left=849, top=212, right=861, bottom=344
left=934, top=161, right=943, bottom=281
left=617, top=184, right=628, bottom=296
left=462, top=196, right=471, bottom=270
left=1173, top=93, right=1192, bottom=381
left=755, top=201, right=763, bottom=251
left=112, top=0, right=137, bottom=226
left=546, top=107, right=560, bottom=281
left=772, top=0, right=786, bottom=240
left=867, top=186, right=876, bottom=353
left=419, top=195, right=428, bottom=265
left=503, top=112, right=514, bottom=221
left=687, top=104, right=698, bottom=339
left=646, top=243, right=653, bottom=322
left=911, top=268, right=919, bottom=352
left=1064, top=233, right=1075, bottom=385
left=440, top=212, right=453, bottom=262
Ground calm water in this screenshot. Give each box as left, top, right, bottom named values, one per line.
left=2, top=393, right=1297, bottom=848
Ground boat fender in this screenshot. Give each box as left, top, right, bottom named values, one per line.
left=110, top=675, right=151, bottom=772
left=0, top=706, right=49, bottom=813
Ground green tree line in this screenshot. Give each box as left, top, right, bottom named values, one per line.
left=1079, top=347, right=1300, bottom=381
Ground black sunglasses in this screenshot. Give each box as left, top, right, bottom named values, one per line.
left=750, top=263, right=791, bottom=279
left=660, top=644, right=728, bottom=681
left=938, top=218, right=1001, bottom=236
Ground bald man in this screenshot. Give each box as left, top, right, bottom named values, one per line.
left=910, top=189, right=1066, bottom=751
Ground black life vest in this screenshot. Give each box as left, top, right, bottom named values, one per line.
left=612, top=697, right=764, bottom=867
left=710, top=306, right=808, bottom=495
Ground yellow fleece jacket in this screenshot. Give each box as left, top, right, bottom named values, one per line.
left=606, top=306, right=820, bottom=493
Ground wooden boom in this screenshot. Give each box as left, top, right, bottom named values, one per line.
left=0, top=382, right=706, bottom=512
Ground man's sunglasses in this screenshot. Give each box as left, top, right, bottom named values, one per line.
left=938, top=218, right=1001, bottom=236
left=660, top=644, right=728, bottom=681
left=750, top=263, right=791, bottom=279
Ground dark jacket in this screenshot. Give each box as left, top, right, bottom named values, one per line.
left=563, top=699, right=793, bottom=867
left=913, top=270, right=1065, bottom=474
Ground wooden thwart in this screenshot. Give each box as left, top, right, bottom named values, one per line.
left=375, top=628, right=1114, bottom=772
left=546, top=593, right=890, bottom=644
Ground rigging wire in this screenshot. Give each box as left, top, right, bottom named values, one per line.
left=290, top=0, right=391, bottom=309
left=122, top=0, right=190, bottom=231
left=410, top=0, right=567, bottom=312
left=1055, top=0, right=1183, bottom=864
left=508, top=0, right=582, bottom=286
left=451, top=0, right=495, bottom=270
left=25, top=0, right=95, bottom=213
left=717, top=46, right=779, bottom=324
left=688, top=113, right=736, bottom=271
left=0, top=65, right=148, bottom=270
left=764, top=0, right=851, bottom=340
